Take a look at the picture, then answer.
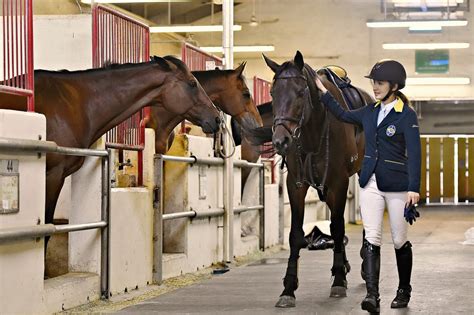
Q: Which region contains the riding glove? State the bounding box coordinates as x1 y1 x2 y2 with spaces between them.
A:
404 202 420 225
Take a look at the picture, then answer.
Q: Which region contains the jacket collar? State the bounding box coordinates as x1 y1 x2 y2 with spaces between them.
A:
374 97 404 112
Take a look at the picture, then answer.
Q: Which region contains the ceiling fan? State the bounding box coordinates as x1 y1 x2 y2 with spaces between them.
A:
236 0 279 27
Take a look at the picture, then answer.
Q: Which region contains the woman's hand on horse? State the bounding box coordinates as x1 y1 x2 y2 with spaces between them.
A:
407 191 420 206
315 76 328 94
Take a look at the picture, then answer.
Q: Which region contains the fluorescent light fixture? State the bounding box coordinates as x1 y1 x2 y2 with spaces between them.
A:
150 25 242 33
392 0 464 6
366 19 468 28
201 45 275 53
383 42 470 50
409 25 442 31
82 0 190 3
406 77 470 85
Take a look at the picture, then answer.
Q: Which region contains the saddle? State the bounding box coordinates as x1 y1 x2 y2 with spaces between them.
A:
318 65 367 110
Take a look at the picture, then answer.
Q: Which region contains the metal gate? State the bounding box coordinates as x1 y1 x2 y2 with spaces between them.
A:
180 42 223 133
181 42 223 71
92 4 150 185
0 0 34 112
420 135 474 204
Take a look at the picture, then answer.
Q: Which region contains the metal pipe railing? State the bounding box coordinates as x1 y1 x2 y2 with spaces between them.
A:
160 154 264 169
153 152 266 284
0 136 111 299
0 137 108 157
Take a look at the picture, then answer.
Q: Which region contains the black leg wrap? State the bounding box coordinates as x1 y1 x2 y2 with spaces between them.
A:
282 259 299 297
391 241 413 308
331 251 348 288
361 239 381 313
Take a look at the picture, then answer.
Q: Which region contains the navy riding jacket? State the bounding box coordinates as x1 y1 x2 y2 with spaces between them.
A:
321 92 421 193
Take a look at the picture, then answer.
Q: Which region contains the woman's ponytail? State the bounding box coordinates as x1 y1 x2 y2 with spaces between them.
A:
395 90 411 107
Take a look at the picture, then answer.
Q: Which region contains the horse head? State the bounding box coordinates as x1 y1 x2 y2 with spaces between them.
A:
263 51 316 156
152 55 221 133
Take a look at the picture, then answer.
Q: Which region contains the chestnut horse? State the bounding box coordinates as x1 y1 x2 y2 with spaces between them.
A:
0 56 220 247
251 51 372 307
147 62 262 157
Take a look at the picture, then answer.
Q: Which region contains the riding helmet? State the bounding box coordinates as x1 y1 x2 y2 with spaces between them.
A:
365 59 407 89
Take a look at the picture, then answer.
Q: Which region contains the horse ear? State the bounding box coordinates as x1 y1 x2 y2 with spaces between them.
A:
234 61 246 78
152 56 171 71
262 54 280 73
294 51 304 71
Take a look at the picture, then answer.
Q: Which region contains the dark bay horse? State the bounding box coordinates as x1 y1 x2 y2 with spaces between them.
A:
147 62 263 156
255 51 372 307
0 56 220 244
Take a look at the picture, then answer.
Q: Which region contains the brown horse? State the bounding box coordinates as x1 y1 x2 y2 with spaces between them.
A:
252 51 372 307
148 63 264 194
0 56 220 242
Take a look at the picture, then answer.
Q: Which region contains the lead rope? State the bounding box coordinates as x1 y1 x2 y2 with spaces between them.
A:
218 112 236 159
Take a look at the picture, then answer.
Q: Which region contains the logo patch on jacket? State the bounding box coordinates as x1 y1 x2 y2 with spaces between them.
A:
386 125 396 137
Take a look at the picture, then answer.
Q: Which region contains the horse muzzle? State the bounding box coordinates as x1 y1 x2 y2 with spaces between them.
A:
201 116 220 134
273 135 290 156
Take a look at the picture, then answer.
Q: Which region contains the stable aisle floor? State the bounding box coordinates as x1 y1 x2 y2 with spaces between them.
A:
119 206 474 314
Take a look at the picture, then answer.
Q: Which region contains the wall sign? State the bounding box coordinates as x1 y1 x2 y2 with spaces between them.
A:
415 50 449 74
1 160 20 214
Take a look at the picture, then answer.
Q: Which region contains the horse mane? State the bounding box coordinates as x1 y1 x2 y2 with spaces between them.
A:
192 68 239 80
163 55 190 74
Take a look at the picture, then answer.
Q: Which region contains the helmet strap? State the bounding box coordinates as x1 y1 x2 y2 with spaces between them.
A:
381 82 397 103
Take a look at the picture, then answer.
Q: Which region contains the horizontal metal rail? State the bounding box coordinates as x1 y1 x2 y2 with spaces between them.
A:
0 85 34 97
0 221 107 243
234 205 264 214
158 154 263 168
161 205 263 221
0 137 108 157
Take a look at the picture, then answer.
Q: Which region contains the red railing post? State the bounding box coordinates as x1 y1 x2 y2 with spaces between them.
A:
1 0 34 111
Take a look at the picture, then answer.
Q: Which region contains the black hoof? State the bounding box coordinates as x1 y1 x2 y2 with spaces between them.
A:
330 286 347 298
275 295 296 308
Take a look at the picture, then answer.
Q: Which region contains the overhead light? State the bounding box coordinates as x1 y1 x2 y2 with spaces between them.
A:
201 45 275 53
409 25 442 32
383 42 470 49
392 0 464 7
366 19 468 28
150 25 242 33
406 77 470 85
82 0 191 3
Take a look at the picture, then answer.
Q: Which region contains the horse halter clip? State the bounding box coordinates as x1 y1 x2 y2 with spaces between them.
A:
271 74 313 140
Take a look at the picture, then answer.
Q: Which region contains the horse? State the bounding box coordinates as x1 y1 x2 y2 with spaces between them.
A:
251 51 373 307
0 56 221 250
147 62 263 157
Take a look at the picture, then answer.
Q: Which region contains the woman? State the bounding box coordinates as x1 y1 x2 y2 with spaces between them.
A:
315 60 421 313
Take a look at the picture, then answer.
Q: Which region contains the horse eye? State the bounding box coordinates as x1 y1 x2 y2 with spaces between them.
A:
189 80 197 88
298 88 306 97
243 91 251 98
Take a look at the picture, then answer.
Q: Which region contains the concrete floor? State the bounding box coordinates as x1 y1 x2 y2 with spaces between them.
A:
118 206 474 314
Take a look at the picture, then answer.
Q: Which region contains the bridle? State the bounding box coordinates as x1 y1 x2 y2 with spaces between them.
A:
272 73 312 141
271 68 330 192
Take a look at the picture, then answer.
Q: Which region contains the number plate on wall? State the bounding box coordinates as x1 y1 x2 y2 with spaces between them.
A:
0 160 20 214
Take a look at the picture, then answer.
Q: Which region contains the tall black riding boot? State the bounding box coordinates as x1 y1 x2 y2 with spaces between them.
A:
361 239 380 314
391 241 413 308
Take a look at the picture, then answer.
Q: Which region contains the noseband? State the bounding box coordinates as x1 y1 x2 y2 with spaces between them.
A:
272 74 312 140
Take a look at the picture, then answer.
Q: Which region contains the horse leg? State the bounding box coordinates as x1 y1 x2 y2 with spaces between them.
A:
326 180 351 298
44 167 66 251
275 179 309 308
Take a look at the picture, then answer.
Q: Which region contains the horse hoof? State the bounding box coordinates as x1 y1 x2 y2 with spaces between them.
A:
330 286 347 298
275 295 296 308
